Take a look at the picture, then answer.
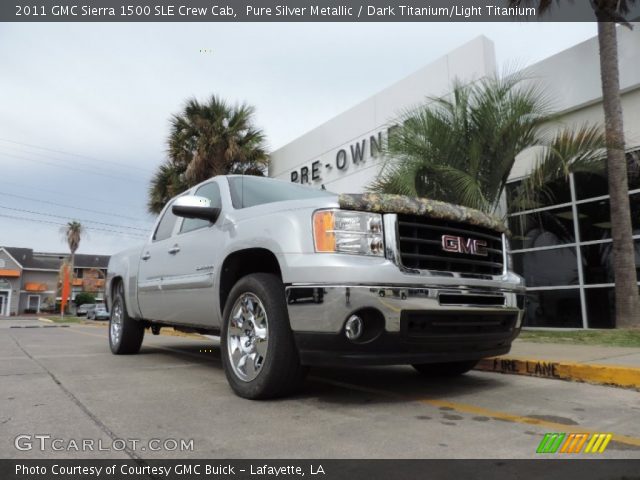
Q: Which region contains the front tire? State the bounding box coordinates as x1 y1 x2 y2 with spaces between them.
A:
221 273 307 399
109 282 144 354
412 360 479 377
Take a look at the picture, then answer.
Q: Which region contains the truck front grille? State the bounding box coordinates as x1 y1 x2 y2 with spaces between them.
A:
396 214 504 276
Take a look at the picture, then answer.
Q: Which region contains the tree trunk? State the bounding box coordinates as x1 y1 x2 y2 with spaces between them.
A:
68 252 75 315
596 21 640 328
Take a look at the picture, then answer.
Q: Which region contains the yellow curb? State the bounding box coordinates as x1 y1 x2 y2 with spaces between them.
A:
37 317 54 323
476 356 640 390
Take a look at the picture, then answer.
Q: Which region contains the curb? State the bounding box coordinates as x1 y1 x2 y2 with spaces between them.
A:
37 317 54 323
475 356 640 390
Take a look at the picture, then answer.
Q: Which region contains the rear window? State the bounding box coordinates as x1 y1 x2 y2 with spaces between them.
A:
227 176 334 209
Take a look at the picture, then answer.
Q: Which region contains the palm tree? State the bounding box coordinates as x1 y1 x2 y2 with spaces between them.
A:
62 221 83 269
147 162 188 215
509 1 639 326
60 221 83 313
370 73 605 213
148 95 269 214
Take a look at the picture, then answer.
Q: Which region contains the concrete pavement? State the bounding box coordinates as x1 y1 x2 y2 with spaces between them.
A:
2 317 640 459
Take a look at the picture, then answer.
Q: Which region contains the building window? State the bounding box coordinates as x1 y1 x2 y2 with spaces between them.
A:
524 289 582 328
573 172 609 200
513 248 579 287
509 207 576 250
581 241 640 285
584 287 616 329
506 176 571 214
577 194 640 241
507 148 640 328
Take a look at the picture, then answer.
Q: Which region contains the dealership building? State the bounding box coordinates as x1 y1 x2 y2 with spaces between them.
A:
270 29 640 328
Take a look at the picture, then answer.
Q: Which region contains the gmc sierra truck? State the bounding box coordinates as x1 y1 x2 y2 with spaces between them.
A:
106 175 525 399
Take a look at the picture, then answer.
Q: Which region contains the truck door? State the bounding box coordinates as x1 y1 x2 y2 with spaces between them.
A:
136 198 181 322
159 180 224 328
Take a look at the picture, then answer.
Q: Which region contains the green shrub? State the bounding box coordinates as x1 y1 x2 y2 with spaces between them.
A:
74 292 96 307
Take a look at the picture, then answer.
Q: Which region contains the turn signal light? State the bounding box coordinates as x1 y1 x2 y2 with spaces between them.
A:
313 210 336 252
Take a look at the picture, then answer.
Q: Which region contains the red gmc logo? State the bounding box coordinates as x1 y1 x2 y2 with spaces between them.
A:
441 235 488 256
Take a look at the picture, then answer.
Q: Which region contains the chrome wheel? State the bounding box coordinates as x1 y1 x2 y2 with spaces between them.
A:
227 292 269 382
110 299 123 347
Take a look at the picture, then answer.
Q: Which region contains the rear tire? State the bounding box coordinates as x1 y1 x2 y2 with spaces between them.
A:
221 273 307 399
109 282 144 354
412 360 478 377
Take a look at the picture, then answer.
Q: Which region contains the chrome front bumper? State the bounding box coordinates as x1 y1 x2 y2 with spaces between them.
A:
285 284 524 334
286 284 524 366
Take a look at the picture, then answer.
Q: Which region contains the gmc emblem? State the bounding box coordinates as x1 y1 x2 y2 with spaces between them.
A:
441 235 488 256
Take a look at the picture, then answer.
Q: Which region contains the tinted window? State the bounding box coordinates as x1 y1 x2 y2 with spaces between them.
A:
506 176 571 213
574 172 608 200
153 200 178 241
522 289 582 328
227 176 334 209
581 240 640 284
509 207 576 250
513 247 579 287
585 287 615 328
578 193 640 241
180 182 222 234
574 150 640 198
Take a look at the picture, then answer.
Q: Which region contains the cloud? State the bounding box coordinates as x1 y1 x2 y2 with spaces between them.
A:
0 22 597 254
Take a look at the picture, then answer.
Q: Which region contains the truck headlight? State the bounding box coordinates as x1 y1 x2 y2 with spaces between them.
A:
313 210 384 256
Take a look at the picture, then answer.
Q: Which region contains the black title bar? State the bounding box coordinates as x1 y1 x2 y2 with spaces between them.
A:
3 459 640 480
4 0 640 22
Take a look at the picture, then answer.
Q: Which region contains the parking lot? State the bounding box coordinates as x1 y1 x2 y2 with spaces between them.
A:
2 317 640 459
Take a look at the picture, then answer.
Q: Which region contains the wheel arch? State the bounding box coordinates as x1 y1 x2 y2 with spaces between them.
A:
107 276 123 310
219 248 283 318
107 276 137 318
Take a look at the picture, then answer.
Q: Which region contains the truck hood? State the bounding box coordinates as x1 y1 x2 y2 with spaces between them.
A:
338 193 508 235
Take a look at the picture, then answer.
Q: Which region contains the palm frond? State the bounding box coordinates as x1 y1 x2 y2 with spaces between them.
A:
149 95 269 212
511 124 606 211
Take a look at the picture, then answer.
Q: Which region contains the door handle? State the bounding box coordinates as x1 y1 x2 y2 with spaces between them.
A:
141 252 151 261
168 246 181 255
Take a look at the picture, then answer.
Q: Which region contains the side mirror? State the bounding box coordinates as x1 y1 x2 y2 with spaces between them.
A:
172 195 220 223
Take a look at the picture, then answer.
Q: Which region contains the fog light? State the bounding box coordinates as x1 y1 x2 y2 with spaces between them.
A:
345 315 363 341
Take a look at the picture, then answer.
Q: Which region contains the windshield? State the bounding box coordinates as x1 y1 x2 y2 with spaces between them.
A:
227 176 334 209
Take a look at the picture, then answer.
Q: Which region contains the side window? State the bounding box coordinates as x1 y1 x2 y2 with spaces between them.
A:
180 182 222 234
153 200 178 242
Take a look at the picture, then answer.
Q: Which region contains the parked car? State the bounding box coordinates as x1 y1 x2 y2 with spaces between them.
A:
76 303 95 316
106 175 525 399
87 304 109 320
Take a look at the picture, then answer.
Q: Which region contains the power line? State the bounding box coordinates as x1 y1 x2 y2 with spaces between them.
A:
0 205 150 232
0 213 147 239
0 179 144 210
0 151 147 184
0 145 150 183
0 138 155 175
0 191 153 224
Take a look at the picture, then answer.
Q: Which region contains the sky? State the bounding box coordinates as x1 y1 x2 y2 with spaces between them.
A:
0 21 598 255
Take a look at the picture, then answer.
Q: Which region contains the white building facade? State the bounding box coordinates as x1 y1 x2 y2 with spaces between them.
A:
270 28 640 328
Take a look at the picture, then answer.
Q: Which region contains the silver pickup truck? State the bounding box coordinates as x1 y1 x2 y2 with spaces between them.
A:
106 175 525 399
